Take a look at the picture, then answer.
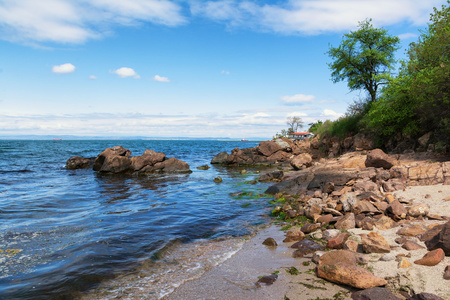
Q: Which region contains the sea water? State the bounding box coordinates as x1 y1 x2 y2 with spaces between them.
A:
0 140 274 299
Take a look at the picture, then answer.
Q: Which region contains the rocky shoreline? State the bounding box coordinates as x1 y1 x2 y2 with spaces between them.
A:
182 139 450 299
68 140 450 299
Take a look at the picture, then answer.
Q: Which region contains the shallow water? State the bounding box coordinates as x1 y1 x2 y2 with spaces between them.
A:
0 140 274 299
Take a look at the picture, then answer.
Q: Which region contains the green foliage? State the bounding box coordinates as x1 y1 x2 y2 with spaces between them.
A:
362 2 450 148
308 120 323 133
316 114 363 140
328 19 400 102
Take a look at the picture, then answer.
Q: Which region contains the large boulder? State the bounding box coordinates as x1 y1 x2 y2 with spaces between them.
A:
290 153 312 170
256 141 282 157
153 157 191 173
130 149 165 171
317 250 387 289
365 149 394 169
93 146 131 173
211 151 229 164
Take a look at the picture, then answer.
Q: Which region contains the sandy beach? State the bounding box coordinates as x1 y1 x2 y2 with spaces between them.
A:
164 184 450 300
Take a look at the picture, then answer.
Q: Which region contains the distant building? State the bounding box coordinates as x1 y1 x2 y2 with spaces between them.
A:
288 132 314 141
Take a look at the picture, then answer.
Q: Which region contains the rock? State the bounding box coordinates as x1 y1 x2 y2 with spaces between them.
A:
380 253 396 261
341 192 358 212
154 157 191 173
196 164 210 170
310 230 323 240
407 293 445 300
418 132 433 147
361 232 391 253
317 214 334 225
327 233 351 249
291 239 324 257
444 265 450 280
283 229 305 242
93 146 132 173
274 138 291 150
335 213 356 230
213 176 223 183
322 229 341 241
354 179 379 193
290 153 313 170
374 216 396 230
386 200 408 220
353 200 380 215
408 163 444 185
318 250 358 266
259 170 284 182
256 274 278 286
398 257 412 268
130 149 166 171
397 223 427 237
256 141 282 157
317 262 387 289
262 237 277 247
385 194 396 203
344 240 359 252
351 287 401 300
365 149 394 169
66 156 95 169
353 133 375 151
322 207 343 216
322 181 335 194
402 240 425 250
424 221 450 255
211 151 229 164
408 204 430 218
301 223 321 234
420 223 445 243
414 248 445 266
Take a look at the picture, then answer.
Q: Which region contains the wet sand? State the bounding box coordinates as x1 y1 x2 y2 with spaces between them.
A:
164 225 353 300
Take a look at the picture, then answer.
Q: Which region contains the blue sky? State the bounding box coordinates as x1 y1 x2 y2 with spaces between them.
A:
0 0 446 138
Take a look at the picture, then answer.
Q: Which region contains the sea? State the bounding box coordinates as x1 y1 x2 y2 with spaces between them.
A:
0 140 276 299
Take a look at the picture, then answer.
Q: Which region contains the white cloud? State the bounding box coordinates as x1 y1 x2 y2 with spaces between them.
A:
52 63 76 74
0 112 283 138
398 32 418 40
321 109 343 119
193 0 445 35
0 0 185 45
89 75 97 80
286 111 308 118
153 75 170 82
281 94 315 104
112 67 140 79
221 70 230 75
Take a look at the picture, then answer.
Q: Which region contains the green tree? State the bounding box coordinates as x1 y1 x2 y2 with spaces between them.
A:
327 19 400 103
365 2 450 148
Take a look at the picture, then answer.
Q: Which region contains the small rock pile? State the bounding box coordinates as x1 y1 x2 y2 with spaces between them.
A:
211 138 316 166
67 146 191 174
